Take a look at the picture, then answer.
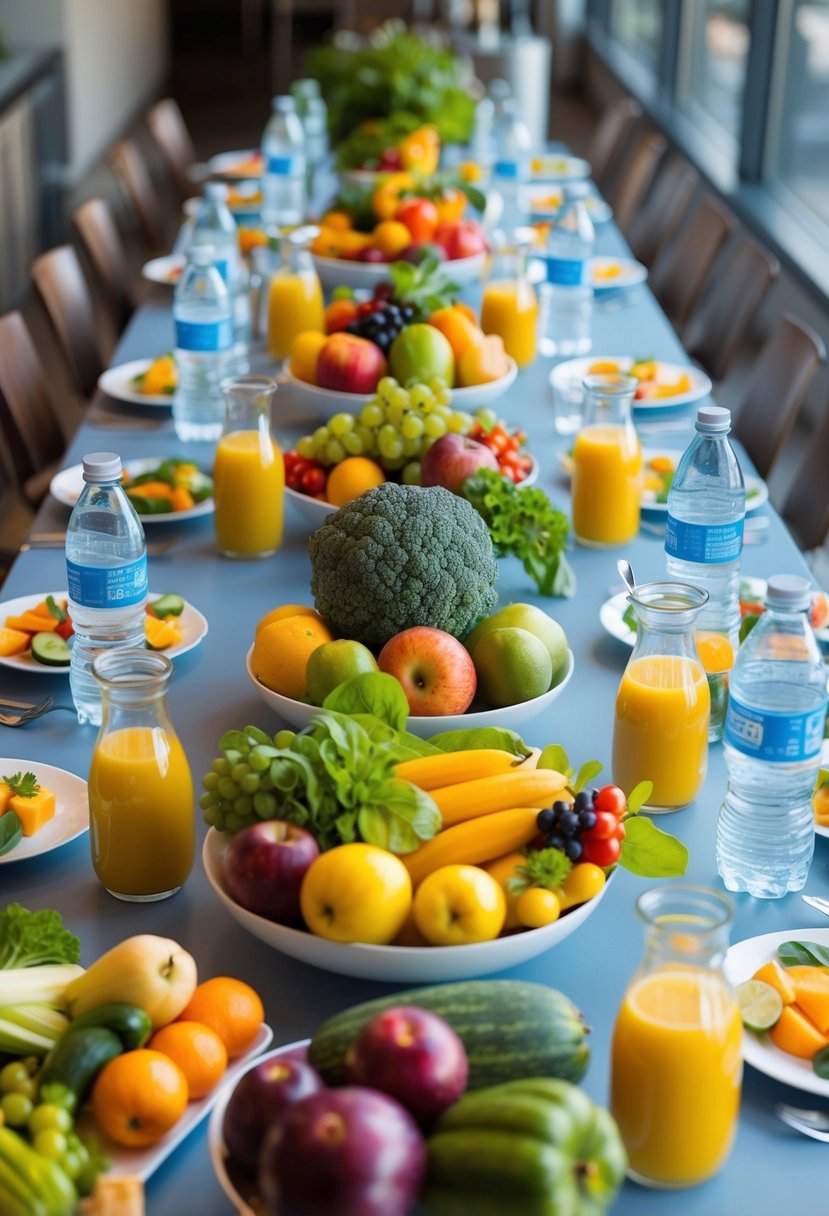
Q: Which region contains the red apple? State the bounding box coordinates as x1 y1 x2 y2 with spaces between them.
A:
378 626 477 716
433 219 487 260
223 1055 324 1169
316 334 387 395
420 433 500 495
223 820 319 925
345 1006 468 1128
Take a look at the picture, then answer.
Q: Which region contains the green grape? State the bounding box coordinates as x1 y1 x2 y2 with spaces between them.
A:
296 435 316 459
259 774 274 792
248 748 272 773
224 812 244 834
385 403 405 428
203 808 220 827
424 414 448 438
355 424 376 452
475 406 498 430
408 383 433 408
217 776 239 801
33 1129 67 1161
62 1150 83 1181
402 460 422 485
253 791 277 819
449 410 474 433
360 401 385 428
329 412 355 437
377 376 398 400
312 425 330 449
389 386 410 410
429 376 449 394
0 1061 30 1095
223 748 243 766
401 413 424 439
342 430 364 455
213 810 227 832
1 1093 33 1126
421 434 437 452
202 771 219 792
274 730 296 748
211 757 231 777
230 761 249 784
233 794 253 817
382 454 407 471
434 388 452 407
325 438 346 464
378 428 404 460
402 435 422 458
240 772 261 794
199 791 218 811
29 1104 72 1136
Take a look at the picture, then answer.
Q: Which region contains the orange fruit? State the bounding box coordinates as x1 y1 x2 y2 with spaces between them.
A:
91 1050 188 1147
149 1020 228 1099
250 615 333 699
695 633 735 674
310 227 343 258
336 231 373 259
428 308 484 361
290 331 327 385
325 457 386 507
178 977 264 1059
255 604 325 637
320 210 352 232
453 301 478 326
372 220 412 258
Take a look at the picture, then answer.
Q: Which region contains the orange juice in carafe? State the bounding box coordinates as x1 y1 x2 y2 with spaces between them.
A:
572 373 641 547
266 228 324 360
214 376 283 558
480 231 538 367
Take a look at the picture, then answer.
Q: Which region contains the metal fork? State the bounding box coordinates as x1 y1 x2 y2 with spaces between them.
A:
776 1102 829 1140
0 695 57 727
802 895 829 916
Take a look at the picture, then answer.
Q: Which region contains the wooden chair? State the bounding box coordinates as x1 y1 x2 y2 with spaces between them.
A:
649 194 736 330
0 311 69 506
731 313 825 480
684 234 780 382
628 157 699 268
0 428 35 586
31 244 105 400
72 197 137 337
781 399 829 552
108 137 169 252
607 131 667 236
146 98 201 201
588 96 642 193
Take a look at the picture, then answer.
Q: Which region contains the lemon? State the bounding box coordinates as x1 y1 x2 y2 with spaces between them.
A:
473 627 553 708
255 604 324 638
736 979 783 1033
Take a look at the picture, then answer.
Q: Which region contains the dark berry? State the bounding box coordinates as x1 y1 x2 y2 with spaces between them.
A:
400 305 416 322
578 809 598 832
545 833 567 852
573 791 594 811
559 810 580 836
563 837 583 862
536 808 557 832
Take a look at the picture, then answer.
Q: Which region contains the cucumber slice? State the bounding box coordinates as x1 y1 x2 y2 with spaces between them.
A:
31 631 71 667
150 594 185 618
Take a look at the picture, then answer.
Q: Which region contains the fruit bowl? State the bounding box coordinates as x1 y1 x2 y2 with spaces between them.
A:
281 359 518 418
203 809 605 984
312 250 486 292
245 645 574 740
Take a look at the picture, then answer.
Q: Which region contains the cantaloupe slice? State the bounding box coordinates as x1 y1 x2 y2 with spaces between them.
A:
768 1003 829 1059
0 627 32 656
10 787 56 836
0 782 12 814
5 611 59 633
790 972 829 1034
783 964 829 980
144 614 181 650
752 960 797 1005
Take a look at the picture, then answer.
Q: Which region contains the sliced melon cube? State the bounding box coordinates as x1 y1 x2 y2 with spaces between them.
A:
790 972 829 1034
5 611 59 633
0 626 32 656
752 960 797 1005
10 787 56 836
768 1003 829 1059
0 782 12 814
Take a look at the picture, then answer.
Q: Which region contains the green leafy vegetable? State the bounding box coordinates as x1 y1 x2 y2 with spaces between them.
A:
463 468 576 598
622 603 637 635
508 847 572 895
813 1045 829 1080
0 903 81 968
537 745 602 793
739 613 761 643
619 815 689 877
46 595 67 623
388 256 460 319
1 771 39 799
0 811 22 857
428 728 532 757
324 672 409 732
777 940 829 969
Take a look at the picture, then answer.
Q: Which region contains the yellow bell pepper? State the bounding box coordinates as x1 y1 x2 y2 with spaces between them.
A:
399 125 440 176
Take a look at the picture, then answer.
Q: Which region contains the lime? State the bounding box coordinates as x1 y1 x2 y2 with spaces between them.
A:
465 603 569 684
306 639 378 706
473 627 553 709
736 979 783 1032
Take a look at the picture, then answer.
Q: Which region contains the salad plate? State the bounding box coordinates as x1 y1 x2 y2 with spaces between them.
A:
141 255 186 287
586 256 648 292
530 154 591 182
311 250 486 292
723 929 829 1097
550 356 712 414
50 458 214 524
0 760 88 864
97 360 174 409
527 189 612 225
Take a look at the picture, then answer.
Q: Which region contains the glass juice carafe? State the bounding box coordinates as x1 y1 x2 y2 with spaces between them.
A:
88 649 194 901
480 230 539 368
610 885 742 1189
214 375 284 559
571 373 641 547
612 581 711 811
265 226 324 361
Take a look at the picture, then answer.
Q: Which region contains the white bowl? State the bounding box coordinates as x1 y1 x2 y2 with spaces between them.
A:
245 646 574 740
311 250 486 292
203 811 605 984
281 359 518 419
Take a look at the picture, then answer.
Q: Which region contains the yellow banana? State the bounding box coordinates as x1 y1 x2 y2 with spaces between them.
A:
402 808 540 889
431 768 568 828
395 749 526 791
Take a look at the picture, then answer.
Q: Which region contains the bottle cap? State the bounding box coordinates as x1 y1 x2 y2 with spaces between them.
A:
204 182 228 202
292 78 320 99
695 404 731 433
81 453 121 483
188 244 215 266
488 78 512 102
766 574 812 611
272 95 296 114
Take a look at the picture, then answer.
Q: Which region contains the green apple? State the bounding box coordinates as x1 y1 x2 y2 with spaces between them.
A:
473 627 553 708
306 639 378 706
465 603 569 686
389 324 455 387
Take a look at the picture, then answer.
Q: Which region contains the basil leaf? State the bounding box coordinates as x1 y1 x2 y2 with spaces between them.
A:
572 759 603 793
619 815 688 877
0 812 22 857
538 744 570 775
348 715 440 760
777 940 829 968
813 1045 829 1080
428 727 532 757
359 779 441 854
626 781 653 815
323 673 409 731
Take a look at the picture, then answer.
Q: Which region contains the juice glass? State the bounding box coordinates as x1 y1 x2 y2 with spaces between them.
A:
610 885 742 1188
266 227 324 360
480 231 538 367
89 649 194 901
572 373 641 547
613 581 710 810
215 375 284 559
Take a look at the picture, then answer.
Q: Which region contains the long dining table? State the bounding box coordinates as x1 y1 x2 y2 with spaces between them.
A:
2 188 827 1215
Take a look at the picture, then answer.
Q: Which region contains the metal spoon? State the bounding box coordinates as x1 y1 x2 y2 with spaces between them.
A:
617 559 636 597
776 1102 829 1140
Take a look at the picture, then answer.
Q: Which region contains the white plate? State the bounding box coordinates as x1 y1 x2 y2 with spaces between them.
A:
311 250 486 292
281 358 518 419
599 591 636 648
75 1024 273 1184
97 360 175 409
50 458 214 524
0 592 208 674
245 646 574 741
723 929 829 1097
208 149 263 179
550 356 712 414
527 191 612 225
530 154 591 182
203 814 606 984
586 256 648 292
141 255 186 287
208 1038 308 1216
0 759 88 864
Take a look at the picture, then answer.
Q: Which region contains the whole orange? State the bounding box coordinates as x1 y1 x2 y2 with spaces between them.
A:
255 604 325 637
91 1050 188 1147
290 331 328 385
372 220 412 258
250 614 333 699
149 1020 228 1099
178 977 264 1059
325 457 386 507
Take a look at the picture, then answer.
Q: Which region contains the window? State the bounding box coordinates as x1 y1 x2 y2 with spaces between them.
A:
610 0 661 71
677 1 750 145
767 0 829 227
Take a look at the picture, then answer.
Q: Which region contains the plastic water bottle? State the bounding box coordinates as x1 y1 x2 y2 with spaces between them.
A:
65 453 148 726
261 95 306 229
189 182 250 372
470 96 495 172
716 575 829 898
292 79 329 169
541 190 595 286
173 245 234 442
538 191 595 358
492 98 532 202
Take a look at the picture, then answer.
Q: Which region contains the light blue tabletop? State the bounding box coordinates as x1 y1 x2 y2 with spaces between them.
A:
1 210 827 1216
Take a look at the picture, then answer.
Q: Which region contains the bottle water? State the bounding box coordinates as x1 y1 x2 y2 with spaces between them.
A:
66 453 148 726
538 191 595 359
470 96 495 172
173 245 234 442
189 182 250 372
292 79 328 169
541 190 595 286
492 98 532 203
261 95 306 229
717 575 829 898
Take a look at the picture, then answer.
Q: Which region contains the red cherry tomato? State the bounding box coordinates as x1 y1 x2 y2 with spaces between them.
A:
593 785 628 818
582 836 621 867
586 810 619 841
301 466 326 496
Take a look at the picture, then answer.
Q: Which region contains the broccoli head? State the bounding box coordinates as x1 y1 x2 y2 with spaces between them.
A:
308 482 499 648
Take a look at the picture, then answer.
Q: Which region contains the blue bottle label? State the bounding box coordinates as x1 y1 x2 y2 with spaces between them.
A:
542 255 584 286
724 694 828 762
267 154 297 176
175 317 232 353
66 555 148 610
213 257 230 282
494 159 520 179
664 516 744 563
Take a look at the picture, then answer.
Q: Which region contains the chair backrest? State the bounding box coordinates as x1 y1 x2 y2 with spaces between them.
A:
31 244 105 400
588 96 642 191
146 98 197 201
732 312 825 480
108 137 168 251
72 197 136 337
649 193 736 330
684 234 780 381
0 311 67 487
781 397 829 552
608 131 667 235
0 428 35 584
628 157 699 267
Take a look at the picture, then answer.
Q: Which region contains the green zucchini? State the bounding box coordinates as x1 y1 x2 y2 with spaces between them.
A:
30 633 71 667
64 1002 152 1051
308 981 589 1090
37 1026 122 1113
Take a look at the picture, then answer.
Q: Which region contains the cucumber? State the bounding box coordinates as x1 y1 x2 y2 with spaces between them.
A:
30 633 71 667
38 1027 122 1113
64 1002 152 1051
308 981 589 1090
149 594 185 618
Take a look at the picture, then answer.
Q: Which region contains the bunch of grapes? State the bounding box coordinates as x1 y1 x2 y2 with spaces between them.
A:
345 300 417 355
535 785 628 867
200 726 297 835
